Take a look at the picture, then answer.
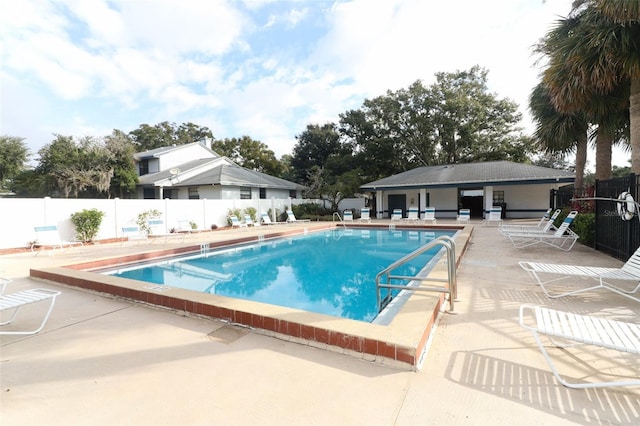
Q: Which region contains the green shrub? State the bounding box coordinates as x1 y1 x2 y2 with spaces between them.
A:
291 203 332 220
554 208 594 248
70 208 105 242
572 212 595 247
244 207 257 222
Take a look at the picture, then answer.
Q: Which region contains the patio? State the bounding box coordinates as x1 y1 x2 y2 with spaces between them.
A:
1 221 638 425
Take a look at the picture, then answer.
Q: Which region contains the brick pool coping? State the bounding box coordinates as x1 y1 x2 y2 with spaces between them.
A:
30 223 472 369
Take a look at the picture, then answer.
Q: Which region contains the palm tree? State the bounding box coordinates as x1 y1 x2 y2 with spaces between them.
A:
529 83 589 188
542 1 639 174
536 4 632 179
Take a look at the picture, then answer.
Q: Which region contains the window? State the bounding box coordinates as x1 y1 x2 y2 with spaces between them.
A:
259 188 266 199
289 190 297 199
188 187 199 200
240 187 252 199
139 159 149 176
493 191 505 204
143 187 155 199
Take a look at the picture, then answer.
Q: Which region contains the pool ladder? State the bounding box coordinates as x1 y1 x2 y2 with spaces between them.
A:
332 212 346 228
375 235 457 312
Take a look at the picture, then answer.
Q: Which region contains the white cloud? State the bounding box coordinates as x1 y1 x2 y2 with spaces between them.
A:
0 0 631 167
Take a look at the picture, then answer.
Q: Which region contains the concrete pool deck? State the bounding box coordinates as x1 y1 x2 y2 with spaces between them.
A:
1 220 639 425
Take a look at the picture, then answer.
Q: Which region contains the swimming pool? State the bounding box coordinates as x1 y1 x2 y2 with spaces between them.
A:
104 228 455 322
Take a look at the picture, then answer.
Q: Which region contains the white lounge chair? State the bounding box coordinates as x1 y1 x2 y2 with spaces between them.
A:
456 209 471 224
391 209 402 221
519 246 640 302
359 208 371 223
482 206 502 226
31 225 83 255
501 209 560 234
405 207 421 224
0 277 11 295
121 225 148 245
423 207 437 224
177 219 206 235
261 212 286 225
1 287 62 335
244 215 257 227
504 211 579 251
147 219 185 243
343 210 354 222
229 216 247 229
519 304 640 388
286 210 310 223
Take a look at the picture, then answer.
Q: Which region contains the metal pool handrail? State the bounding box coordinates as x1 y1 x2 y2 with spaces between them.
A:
332 212 346 228
376 235 457 312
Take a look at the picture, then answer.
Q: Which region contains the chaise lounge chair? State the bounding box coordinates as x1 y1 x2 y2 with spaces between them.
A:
482 206 503 226
456 209 471 224
286 210 310 223
1 279 61 335
405 207 421 224
359 208 371 223
31 225 83 255
519 304 640 388
519 245 640 302
504 211 579 251
147 219 185 243
121 225 148 245
244 215 257 227
423 207 437 224
501 209 560 234
229 216 247 229
261 212 286 225
343 210 354 222
391 209 402 221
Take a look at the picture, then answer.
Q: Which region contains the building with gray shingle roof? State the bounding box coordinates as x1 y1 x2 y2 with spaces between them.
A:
134 141 305 200
360 161 574 220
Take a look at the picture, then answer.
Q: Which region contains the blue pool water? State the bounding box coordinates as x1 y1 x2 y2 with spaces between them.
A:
106 228 455 322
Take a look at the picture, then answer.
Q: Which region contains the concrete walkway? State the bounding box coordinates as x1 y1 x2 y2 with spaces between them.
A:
1 222 638 425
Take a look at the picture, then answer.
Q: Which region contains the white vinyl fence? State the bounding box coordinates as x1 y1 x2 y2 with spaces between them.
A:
0 197 365 250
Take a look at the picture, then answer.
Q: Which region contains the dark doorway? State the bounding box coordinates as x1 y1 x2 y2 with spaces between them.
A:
388 194 406 218
459 188 483 218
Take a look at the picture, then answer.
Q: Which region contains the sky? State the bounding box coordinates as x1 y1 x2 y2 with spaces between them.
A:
0 0 630 169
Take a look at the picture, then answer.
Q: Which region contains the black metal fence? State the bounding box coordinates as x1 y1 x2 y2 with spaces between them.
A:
594 174 639 261
552 174 639 262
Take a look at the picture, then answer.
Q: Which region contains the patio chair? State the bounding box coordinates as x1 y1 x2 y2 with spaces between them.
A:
177 220 206 235
121 225 148 245
519 304 640 388
31 225 83 255
147 219 186 243
519 245 640 302
423 207 437 224
244 215 257 227
504 211 579 251
286 210 310 223
404 207 421 224
501 209 560 234
0 277 10 295
343 210 354 222
482 206 502 226
456 209 471 224
391 209 402 221
261 212 286 225
359 208 371 223
229 216 247 229
1 286 62 335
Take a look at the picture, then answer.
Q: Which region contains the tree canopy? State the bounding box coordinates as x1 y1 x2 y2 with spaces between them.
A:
0 135 29 192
